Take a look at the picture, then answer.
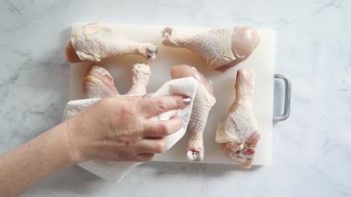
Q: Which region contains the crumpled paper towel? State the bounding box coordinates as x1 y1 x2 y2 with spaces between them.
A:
63 77 198 181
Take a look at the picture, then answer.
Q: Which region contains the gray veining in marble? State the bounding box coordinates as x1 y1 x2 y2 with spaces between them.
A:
0 0 350 196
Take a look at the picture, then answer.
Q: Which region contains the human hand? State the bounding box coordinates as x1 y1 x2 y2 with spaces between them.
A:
65 95 190 163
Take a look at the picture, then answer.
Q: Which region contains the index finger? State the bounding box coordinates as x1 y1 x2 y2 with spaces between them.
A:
141 95 191 117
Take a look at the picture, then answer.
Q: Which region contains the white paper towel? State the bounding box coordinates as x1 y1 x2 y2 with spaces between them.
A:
63 77 198 181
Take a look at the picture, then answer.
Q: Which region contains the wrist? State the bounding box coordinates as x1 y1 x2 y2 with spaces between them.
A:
62 118 87 164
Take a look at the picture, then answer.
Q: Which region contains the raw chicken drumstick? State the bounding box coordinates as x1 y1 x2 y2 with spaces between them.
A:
162 27 259 72
66 23 158 63
171 64 216 161
83 65 119 98
83 63 151 98
215 69 260 168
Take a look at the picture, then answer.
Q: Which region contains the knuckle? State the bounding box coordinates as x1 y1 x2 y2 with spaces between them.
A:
115 107 134 123
158 123 169 136
156 99 168 112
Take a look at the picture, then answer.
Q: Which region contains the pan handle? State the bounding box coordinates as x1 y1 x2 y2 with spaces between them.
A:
273 73 291 122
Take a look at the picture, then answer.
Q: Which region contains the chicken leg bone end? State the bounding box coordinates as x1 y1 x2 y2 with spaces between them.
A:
186 131 204 162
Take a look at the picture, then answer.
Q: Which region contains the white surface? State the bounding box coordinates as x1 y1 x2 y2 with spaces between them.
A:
0 0 350 197
69 24 275 165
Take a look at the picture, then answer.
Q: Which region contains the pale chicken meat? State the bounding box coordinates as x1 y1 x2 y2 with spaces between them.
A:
83 65 119 98
215 69 260 168
83 63 151 98
127 63 151 96
171 64 216 161
162 27 260 72
66 23 158 63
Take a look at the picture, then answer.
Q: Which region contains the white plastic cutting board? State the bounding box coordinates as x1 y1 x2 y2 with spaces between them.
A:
68 24 275 166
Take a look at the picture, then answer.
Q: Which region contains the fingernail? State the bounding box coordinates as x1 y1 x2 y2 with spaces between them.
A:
183 98 192 105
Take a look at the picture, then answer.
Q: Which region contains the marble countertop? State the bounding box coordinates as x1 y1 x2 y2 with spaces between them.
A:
0 0 350 196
